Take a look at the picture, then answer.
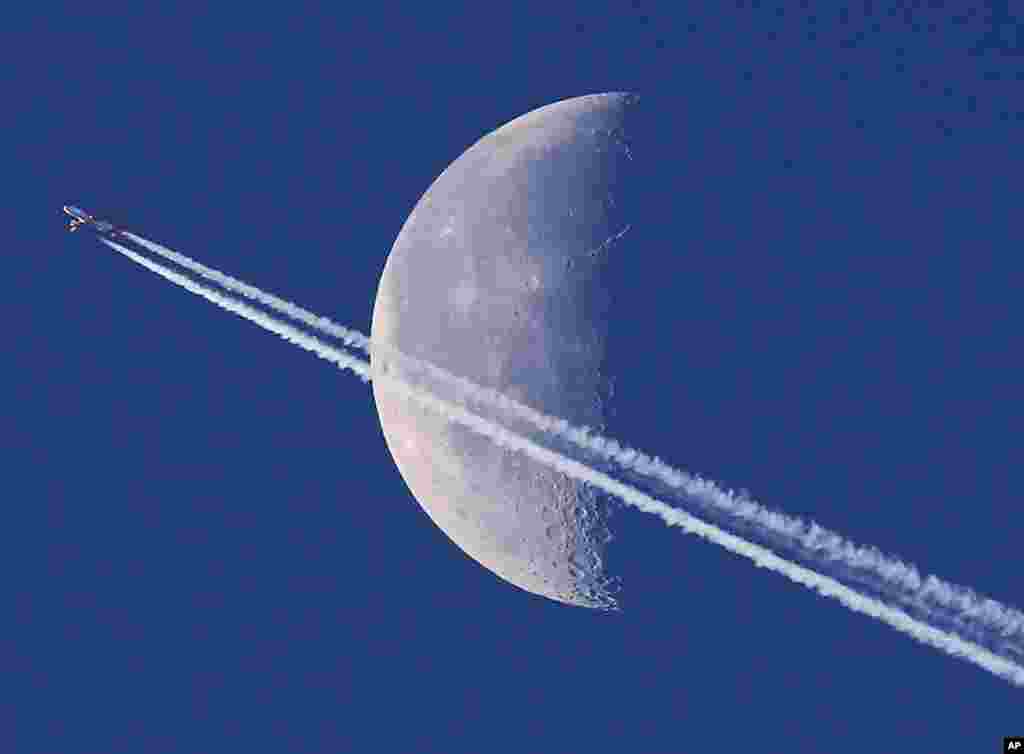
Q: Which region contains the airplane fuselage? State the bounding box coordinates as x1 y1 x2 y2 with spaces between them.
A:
64 205 92 222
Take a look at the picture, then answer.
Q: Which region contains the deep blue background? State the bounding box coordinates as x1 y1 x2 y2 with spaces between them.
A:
10 2 1023 751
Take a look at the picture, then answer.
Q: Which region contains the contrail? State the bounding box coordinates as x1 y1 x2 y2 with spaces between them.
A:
122 230 1024 652
100 236 1024 687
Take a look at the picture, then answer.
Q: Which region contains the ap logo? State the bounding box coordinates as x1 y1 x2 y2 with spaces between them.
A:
1006 737 1023 751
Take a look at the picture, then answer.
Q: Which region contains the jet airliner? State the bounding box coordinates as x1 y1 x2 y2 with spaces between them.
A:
63 205 121 236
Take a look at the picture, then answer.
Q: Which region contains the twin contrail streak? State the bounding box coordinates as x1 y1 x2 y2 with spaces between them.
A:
101 235 1024 686
122 230 1024 654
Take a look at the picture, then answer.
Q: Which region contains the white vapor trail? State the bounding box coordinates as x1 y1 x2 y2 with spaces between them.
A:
100 236 1024 687
122 230 1024 652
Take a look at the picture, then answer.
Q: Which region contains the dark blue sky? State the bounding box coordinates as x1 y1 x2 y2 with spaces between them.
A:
11 3 1023 751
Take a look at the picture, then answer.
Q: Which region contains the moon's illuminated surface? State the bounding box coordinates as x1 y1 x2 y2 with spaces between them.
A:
371 93 638 608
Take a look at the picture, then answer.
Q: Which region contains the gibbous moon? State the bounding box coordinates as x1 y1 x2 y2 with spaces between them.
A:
371 93 638 608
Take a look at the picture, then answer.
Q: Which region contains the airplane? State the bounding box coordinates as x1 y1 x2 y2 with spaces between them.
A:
63 205 121 236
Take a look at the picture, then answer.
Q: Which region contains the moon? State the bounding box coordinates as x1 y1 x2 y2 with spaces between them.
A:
371 93 639 608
